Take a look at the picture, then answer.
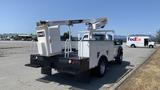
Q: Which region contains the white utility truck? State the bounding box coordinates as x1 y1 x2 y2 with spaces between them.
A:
126 35 155 48
27 18 123 78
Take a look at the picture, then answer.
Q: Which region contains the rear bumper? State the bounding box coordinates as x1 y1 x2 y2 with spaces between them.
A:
28 54 89 75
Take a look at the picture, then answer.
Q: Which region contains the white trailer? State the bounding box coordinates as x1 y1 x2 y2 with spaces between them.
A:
126 35 155 48
27 18 123 78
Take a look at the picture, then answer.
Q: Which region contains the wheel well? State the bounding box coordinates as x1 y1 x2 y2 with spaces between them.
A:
99 55 108 63
131 44 135 46
131 44 136 47
149 45 154 48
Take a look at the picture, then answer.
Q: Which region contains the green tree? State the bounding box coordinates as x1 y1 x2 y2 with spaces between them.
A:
156 29 160 44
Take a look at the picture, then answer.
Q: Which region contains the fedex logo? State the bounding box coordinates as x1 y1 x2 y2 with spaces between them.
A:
128 37 141 41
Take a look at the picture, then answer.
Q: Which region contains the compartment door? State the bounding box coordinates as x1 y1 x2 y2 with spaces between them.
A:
48 26 62 55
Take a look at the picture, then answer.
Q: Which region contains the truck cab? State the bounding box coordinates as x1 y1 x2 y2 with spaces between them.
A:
78 30 123 72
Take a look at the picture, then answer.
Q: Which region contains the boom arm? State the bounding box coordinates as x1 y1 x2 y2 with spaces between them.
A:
36 18 107 30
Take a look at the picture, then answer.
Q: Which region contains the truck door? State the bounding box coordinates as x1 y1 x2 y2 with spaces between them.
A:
144 39 149 46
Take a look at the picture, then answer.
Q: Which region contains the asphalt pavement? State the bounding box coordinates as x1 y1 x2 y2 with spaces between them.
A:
0 41 156 90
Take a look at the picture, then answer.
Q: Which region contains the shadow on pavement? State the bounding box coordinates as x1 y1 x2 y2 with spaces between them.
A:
36 61 131 90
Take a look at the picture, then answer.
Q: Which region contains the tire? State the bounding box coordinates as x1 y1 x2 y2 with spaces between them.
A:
131 44 136 48
95 58 107 77
41 66 52 76
115 54 123 64
115 48 123 64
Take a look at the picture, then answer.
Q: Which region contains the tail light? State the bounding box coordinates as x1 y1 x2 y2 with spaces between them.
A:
68 59 80 64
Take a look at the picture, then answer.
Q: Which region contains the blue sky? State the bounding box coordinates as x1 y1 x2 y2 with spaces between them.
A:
0 0 160 36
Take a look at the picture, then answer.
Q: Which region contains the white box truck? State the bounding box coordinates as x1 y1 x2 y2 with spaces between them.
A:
126 35 155 48
26 18 123 79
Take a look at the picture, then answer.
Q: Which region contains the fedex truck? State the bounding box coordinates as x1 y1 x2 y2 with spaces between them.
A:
126 35 155 48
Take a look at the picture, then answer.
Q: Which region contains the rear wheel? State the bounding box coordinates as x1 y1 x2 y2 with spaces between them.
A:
41 66 52 76
95 58 107 77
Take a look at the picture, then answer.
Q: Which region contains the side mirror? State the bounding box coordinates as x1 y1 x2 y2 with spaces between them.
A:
114 40 123 45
